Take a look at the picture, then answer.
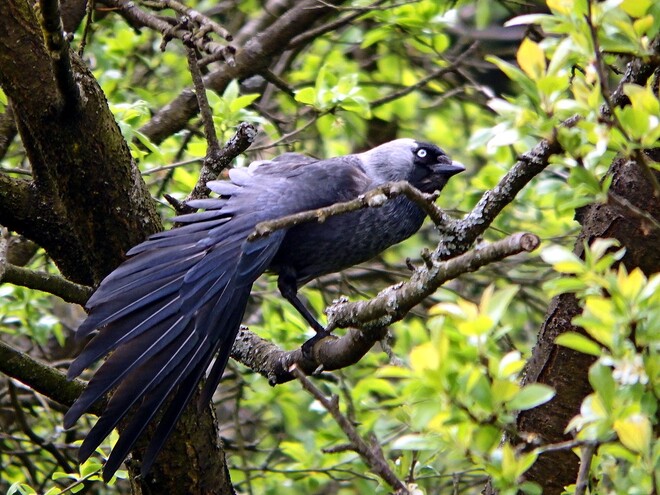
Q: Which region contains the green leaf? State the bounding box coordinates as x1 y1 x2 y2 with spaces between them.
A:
517 38 546 80
295 87 317 106
484 285 519 325
568 166 601 196
7 483 37 495
222 79 239 101
541 245 584 274
555 332 602 356
229 94 260 113
280 441 308 463
588 363 615 410
507 384 555 411
391 434 440 451
543 277 588 296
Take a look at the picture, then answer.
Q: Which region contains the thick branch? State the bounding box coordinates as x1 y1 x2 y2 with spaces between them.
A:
327 232 540 331
37 0 80 112
232 233 540 384
1 264 92 305
0 340 93 412
434 127 568 260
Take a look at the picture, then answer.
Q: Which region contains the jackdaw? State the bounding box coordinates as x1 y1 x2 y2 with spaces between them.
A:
64 138 464 481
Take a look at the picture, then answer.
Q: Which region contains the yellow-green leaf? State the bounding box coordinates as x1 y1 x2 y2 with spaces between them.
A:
555 332 602 357
410 342 440 371
517 38 546 80
621 0 651 17
613 414 652 454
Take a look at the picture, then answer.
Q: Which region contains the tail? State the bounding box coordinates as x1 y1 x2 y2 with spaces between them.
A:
64 200 284 482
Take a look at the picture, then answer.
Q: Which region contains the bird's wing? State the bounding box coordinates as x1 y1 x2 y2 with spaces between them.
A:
64 153 371 480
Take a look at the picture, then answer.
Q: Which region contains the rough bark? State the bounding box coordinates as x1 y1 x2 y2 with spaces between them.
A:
518 155 660 494
0 0 161 285
0 1 234 493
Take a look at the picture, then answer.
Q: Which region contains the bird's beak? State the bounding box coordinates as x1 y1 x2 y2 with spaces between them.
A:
433 160 466 176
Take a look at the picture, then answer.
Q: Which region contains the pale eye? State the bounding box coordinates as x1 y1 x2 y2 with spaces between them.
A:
416 149 427 158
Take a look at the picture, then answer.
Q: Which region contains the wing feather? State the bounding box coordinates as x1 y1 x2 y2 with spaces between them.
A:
67 151 376 481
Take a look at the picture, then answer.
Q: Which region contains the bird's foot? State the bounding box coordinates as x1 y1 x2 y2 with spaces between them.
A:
301 329 333 362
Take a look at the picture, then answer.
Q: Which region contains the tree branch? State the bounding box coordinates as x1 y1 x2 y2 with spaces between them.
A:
0 340 94 412
101 0 235 61
165 122 258 214
286 0 387 50
248 181 454 242
37 0 80 112
291 365 408 494
231 232 540 384
327 232 540 331
0 264 92 305
137 0 348 144
370 42 480 109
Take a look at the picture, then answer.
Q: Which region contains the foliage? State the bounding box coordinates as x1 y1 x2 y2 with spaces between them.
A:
0 0 658 493
543 240 659 495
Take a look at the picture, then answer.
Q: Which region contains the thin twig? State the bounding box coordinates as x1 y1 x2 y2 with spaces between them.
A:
103 0 234 59
371 43 479 109
184 122 258 205
8 381 75 473
144 157 203 176
574 442 596 495
260 69 296 97
185 43 220 151
291 365 408 493
287 0 387 49
585 2 660 199
77 0 96 56
248 181 454 241
143 0 233 40
249 108 331 152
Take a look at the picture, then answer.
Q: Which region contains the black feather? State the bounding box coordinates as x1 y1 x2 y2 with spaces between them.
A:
65 139 464 482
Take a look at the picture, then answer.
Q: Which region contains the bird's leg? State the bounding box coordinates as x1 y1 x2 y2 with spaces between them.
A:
277 270 332 360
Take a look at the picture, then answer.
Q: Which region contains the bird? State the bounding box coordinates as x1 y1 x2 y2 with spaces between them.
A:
63 138 465 481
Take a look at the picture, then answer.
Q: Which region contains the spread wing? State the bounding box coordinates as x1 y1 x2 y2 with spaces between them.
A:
64 153 371 481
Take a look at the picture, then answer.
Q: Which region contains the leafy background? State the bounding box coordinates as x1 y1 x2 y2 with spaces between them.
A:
0 0 658 494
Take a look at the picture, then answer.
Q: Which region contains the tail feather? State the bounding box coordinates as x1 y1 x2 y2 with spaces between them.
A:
101 337 209 482
137 298 240 477
78 327 203 464
65 314 190 425
68 296 187 380
76 274 183 338
67 186 293 481
87 252 204 307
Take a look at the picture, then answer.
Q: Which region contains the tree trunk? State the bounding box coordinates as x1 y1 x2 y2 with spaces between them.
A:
0 2 232 492
518 154 660 494
0 0 161 284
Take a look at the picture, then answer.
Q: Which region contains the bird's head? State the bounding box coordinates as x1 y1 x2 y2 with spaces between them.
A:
358 138 465 193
